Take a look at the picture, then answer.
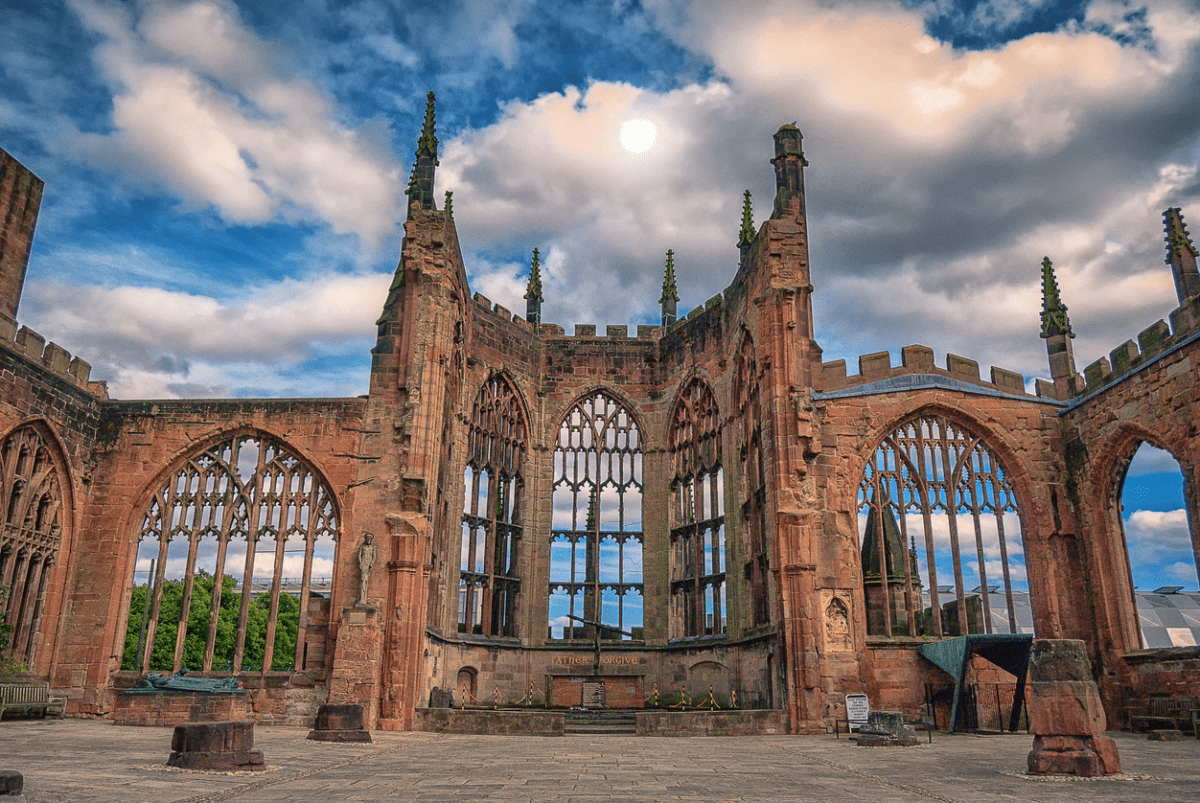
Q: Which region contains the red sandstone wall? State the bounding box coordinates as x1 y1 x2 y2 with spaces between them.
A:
0 147 43 324
56 398 366 715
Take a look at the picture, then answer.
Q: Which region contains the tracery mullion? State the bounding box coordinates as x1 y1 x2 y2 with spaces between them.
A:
171 527 203 672
961 446 994 633
898 430 943 637
936 431 969 635
141 491 174 672
293 526 316 670
233 449 264 671
15 557 50 660
203 469 236 671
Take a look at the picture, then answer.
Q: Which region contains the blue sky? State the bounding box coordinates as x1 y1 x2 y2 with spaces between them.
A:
1 1 1196 587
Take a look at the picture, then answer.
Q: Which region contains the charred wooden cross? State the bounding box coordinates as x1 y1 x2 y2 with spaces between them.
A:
564 614 633 675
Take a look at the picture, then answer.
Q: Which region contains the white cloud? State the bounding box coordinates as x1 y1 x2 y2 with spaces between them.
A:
63 0 403 251
24 271 388 399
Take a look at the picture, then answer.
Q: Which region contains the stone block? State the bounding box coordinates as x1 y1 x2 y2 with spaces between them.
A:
168 721 265 772
308 703 373 743
900 345 934 370
605 325 627 338
42 342 70 372
15 326 43 357
705 294 723 310
858 351 890 377
990 366 1025 393
946 353 979 380
0 770 22 797
1028 639 1091 682
67 356 91 383
574 324 596 336
1109 340 1140 374
1034 378 1058 399
1027 681 1106 735
636 325 660 338
1082 357 1110 387
822 360 846 382
1137 319 1172 356
1027 734 1120 777
1147 729 1187 741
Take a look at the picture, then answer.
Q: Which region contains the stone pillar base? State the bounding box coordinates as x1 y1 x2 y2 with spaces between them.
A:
307 703 373 743
1027 735 1121 777
167 721 266 772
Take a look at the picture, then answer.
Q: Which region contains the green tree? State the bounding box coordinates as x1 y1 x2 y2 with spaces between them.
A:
122 574 300 672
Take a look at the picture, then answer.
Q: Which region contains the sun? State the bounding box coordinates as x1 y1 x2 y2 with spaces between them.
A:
619 119 657 154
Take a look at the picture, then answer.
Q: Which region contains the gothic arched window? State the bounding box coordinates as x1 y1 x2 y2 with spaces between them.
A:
122 434 338 673
669 378 726 638
735 334 770 627
859 414 1028 638
0 424 66 664
459 375 526 637
548 392 644 640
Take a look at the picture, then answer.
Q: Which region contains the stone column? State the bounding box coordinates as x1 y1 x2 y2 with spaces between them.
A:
1026 639 1121 777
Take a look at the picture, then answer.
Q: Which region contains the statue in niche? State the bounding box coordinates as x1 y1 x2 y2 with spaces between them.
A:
357 532 376 607
825 596 851 652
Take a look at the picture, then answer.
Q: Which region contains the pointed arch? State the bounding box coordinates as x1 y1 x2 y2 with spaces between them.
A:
458 373 528 637
0 420 71 665
856 410 1031 638
547 389 644 641
668 377 726 638
121 430 340 674
734 331 770 627
1094 424 1198 651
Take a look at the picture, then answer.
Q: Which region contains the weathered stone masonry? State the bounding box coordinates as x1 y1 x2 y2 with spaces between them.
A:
1 99 1197 733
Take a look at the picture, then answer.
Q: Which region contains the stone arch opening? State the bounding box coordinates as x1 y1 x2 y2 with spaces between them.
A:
547 389 644 641
857 412 1031 638
120 431 339 673
458 373 527 637
668 376 726 639
0 422 70 667
1112 440 1199 648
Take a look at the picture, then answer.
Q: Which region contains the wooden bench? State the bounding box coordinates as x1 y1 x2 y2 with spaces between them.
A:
0 680 65 720
1127 696 1198 735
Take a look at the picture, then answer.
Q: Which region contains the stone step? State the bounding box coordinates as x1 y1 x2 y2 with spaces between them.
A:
564 710 638 734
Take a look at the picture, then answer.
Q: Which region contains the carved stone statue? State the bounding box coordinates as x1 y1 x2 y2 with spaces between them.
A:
357 532 376 606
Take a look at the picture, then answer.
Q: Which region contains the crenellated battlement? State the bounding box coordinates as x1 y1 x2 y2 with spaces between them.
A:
819 343 1033 399
0 318 106 397
1069 293 1200 400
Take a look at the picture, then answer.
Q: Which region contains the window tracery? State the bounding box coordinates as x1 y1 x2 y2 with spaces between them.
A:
548 392 643 640
459 375 525 636
859 414 1027 638
0 425 65 663
121 434 338 672
735 335 770 627
669 378 726 638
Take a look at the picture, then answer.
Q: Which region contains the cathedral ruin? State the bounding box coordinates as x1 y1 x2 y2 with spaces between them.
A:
1 94 1197 734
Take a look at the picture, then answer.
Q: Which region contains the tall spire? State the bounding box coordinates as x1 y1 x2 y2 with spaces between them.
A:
524 247 544 325
659 249 679 326
738 189 755 259
1164 207 1200 302
1040 257 1079 397
1039 257 1073 339
405 91 439 217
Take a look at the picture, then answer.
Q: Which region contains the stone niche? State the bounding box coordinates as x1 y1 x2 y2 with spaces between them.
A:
1026 639 1121 777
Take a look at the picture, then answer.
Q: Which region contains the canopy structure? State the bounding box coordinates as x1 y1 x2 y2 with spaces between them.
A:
918 634 1033 732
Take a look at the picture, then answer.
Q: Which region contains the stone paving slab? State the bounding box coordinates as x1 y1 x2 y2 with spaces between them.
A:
1 719 1197 802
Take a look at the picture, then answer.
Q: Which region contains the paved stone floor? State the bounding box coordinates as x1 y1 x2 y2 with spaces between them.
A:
1 719 1197 802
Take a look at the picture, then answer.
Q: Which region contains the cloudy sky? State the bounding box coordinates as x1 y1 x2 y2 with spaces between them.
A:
2 1 1196 588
